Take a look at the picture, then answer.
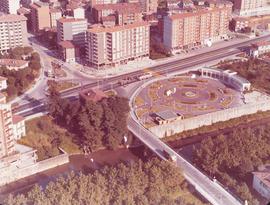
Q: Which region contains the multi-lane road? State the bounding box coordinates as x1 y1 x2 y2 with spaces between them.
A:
11 35 270 205
14 33 270 116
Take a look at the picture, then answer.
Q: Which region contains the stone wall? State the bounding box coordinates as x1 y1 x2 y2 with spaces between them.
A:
149 101 270 138
0 154 69 186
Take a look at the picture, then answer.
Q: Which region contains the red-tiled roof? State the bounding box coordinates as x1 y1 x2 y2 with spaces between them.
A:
252 41 270 47
0 59 28 68
0 76 7 81
59 41 75 49
12 115 25 124
93 3 141 13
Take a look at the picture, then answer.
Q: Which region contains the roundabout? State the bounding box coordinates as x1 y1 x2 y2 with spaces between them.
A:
133 74 244 128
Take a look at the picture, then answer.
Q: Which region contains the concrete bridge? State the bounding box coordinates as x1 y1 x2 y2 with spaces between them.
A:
128 112 243 205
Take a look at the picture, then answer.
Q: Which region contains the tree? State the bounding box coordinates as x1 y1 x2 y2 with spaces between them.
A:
5 159 187 205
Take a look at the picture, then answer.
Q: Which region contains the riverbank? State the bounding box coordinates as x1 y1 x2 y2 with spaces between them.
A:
0 147 142 201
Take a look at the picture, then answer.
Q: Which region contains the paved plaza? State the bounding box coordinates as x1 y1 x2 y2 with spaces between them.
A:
133 74 244 127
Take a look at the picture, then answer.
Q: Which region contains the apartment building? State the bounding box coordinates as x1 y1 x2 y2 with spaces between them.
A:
30 1 51 33
139 0 158 14
163 3 232 54
86 22 150 69
57 18 88 47
233 0 270 16
0 77 7 91
92 3 142 25
50 8 62 28
0 96 15 158
0 15 28 53
0 0 20 14
90 0 121 6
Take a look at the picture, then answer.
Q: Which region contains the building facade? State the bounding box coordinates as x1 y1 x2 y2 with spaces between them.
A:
86 22 150 68
0 77 7 91
92 3 142 25
12 115 26 140
57 18 88 47
249 41 270 57
0 15 28 53
58 40 79 63
233 0 270 16
163 4 232 54
253 166 270 200
49 8 62 28
0 102 14 158
139 0 158 14
0 0 20 14
30 1 51 33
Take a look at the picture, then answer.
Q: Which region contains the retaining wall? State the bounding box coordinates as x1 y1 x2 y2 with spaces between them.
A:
0 154 69 186
149 101 270 138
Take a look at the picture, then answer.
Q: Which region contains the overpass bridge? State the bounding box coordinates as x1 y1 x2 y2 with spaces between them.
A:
128 110 243 205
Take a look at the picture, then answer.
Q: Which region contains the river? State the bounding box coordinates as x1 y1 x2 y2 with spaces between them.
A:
0 146 148 201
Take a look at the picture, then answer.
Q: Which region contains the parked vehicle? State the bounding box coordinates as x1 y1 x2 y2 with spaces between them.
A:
163 150 177 162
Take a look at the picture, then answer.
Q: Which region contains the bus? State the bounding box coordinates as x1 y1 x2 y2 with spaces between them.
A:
137 72 153 81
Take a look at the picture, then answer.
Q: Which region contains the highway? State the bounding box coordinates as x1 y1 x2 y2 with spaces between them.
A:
13 34 270 116
11 35 270 205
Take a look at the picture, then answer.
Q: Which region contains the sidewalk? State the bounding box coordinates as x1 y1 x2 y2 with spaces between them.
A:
68 35 256 79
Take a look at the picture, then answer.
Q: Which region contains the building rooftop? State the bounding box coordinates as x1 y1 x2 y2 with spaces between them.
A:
50 8 62 13
156 110 180 120
88 21 149 33
0 14 27 23
12 115 25 124
17 7 31 15
31 1 49 8
253 166 270 189
167 6 228 20
252 41 270 48
0 76 7 81
0 59 28 68
57 17 87 23
59 41 75 49
93 3 141 13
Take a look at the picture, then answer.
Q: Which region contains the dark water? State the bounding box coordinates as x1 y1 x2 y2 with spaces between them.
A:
0 146 147 200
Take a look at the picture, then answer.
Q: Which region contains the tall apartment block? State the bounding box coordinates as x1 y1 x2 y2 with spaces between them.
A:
0 96 15 158
163 3 232 54
86 22 150 69
0 14 28 53
0 93 36 179
0 0 20 14
57 18 88 47
233 0 270 16
30 1 51 33
49 8 62 28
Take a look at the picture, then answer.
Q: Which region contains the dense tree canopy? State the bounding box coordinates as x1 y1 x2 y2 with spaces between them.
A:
0 47 41 98
4 159 204 205
193 125 270 204
219 58 270 93
48 86 130 150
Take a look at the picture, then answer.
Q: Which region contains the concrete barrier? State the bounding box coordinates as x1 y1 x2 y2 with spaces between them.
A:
0 154 69 186
149 101 270 138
